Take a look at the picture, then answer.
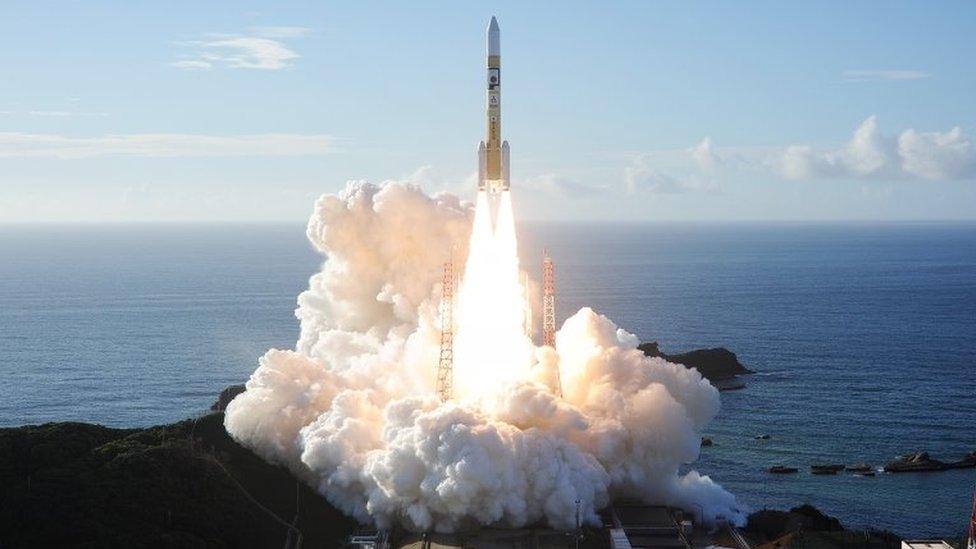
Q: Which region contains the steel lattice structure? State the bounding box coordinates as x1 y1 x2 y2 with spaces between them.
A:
542 253 556 347
436 258 455 402
542 252 561 396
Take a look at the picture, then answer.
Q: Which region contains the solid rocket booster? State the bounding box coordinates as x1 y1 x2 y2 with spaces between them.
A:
478 16 510 193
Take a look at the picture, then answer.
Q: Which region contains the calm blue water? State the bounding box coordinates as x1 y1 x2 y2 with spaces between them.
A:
2 222 974 537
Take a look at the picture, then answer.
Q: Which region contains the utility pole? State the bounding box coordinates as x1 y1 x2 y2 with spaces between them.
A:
575 498 581 549
968 480 975 549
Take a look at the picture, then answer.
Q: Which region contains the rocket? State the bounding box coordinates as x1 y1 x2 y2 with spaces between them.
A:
478 16 510 194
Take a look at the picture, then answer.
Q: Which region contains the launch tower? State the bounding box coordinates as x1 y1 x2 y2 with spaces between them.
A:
436 258 455 401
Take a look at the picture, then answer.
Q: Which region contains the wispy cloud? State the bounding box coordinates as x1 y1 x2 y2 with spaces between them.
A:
0 132 333 159
249 26 311 38
624 157 713 194
172 28 307 71
843 69 931 82
623 139 724 194
522 174 607 196
171 60 213 71
28 110 108 117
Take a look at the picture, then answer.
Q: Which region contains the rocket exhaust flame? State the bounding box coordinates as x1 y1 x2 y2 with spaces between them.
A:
223 16 744 534
453 190 533 403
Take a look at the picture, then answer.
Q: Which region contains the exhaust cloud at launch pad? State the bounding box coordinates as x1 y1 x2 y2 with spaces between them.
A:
224 17 744 533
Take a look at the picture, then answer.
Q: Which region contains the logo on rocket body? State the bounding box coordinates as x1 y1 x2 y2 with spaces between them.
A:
478 16 510 194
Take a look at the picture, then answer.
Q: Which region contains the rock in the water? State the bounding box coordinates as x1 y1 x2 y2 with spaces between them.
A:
768 465 799 474
639 342 752 382
885 450 976 472
811 464 844 475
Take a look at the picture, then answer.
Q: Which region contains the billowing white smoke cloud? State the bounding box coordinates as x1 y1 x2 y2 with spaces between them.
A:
225 180 745 532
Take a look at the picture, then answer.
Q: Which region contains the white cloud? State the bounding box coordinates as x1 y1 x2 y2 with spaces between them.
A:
624 139 725 194
690 137 720 171
898 126 975 179
173 28 306 71
28 110 109 117
249 26 311 38
625 157 696 194
170 59 212 71
521 174 606 196
400 164 436 185
0 132 332 159
776 116 974 181
28 110 73 117
200 37 299 69
636 117 974 185
844 69 931 81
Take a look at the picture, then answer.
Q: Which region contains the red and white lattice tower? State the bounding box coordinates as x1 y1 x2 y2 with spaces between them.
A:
968 481 976 549
542 251 561 396
436 257 455 401
542 252 556 347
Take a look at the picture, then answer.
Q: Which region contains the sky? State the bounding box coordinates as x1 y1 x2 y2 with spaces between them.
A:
1 1 974 223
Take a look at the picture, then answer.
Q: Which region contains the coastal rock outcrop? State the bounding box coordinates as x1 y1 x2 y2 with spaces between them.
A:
884 450 976 473
743 504 899 549
639 342 752 387
210 383 246 411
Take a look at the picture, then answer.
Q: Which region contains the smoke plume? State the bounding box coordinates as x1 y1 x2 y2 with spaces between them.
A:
225 180 745 532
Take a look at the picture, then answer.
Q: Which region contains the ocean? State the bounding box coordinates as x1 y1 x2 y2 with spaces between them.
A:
1 222 974 537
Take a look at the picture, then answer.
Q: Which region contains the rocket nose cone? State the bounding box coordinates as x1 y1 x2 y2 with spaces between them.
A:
487 16 500 55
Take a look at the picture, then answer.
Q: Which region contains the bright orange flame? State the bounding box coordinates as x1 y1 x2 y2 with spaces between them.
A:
452 191 534 404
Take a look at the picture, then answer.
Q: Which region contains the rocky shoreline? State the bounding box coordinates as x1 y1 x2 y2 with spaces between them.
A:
0 406 914 548
1 343 964 548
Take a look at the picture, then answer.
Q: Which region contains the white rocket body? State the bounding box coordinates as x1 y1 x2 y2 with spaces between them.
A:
478 16 510 194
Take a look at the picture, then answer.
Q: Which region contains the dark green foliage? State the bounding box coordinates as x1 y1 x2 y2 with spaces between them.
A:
0 413 357 548
745 505 900 549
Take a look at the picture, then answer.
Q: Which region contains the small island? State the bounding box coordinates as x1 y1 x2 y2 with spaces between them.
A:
640 341 753 390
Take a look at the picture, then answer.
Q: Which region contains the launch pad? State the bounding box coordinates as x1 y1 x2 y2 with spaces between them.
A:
349 503 704 549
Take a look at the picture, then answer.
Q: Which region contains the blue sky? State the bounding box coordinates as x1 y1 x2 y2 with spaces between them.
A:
1 1 974 222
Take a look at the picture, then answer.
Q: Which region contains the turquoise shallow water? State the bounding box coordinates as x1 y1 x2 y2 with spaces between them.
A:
1 222 974 537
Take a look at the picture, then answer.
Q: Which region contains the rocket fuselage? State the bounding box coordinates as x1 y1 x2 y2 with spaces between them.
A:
479 17 509 193
486 51 501 180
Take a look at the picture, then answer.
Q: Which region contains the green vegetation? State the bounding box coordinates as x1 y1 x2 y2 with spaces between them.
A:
0 413 356 548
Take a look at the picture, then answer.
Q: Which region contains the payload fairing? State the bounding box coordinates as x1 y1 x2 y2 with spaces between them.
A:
478 16 510 194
